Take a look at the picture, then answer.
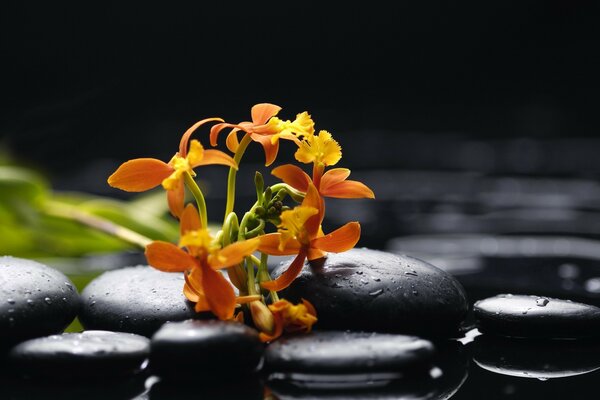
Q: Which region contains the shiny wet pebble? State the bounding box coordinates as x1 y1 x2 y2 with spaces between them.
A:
9 330 150 379
265 330 435 374
149 319 264 380
0 256 80 347
474 294 600 339
79 266 202 337
273 248 469 338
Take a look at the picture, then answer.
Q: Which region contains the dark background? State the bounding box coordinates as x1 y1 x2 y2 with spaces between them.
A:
1 1 599 235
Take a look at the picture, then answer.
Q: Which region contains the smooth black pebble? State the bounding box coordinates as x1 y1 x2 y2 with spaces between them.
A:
9 330 150 379
474 293 600 339
265 330 435 374
149 319 264 380
79 265 202 337
273 248 469 337
0 256 80 347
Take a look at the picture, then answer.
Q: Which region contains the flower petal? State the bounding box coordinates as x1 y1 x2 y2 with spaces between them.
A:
192 149 238 170
201 263 237 320
302 183 324 237
210 122 244 147
307 248 327 261
180 203 201 235
185 269 211 311
320 180 375 199
271 164 311 193
258 233 302 256
145 241 196 272
261 251 307 291
251 133 280 166
179 117 224 156
167 183 185 218
208 238 260 269
108 158 173 192
251 103 281 125
226 129 241 153
320 168 351 189
312 222 361 253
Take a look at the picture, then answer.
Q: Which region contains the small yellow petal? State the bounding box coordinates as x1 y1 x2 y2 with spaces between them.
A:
186 140 205 165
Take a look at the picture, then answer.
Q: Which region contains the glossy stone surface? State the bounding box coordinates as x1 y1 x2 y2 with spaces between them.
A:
149 319 264 379
274 248 469 337
473 335 600 380
79 266 202 337
9 330 150 379
0 256 80 346
265 331 435 374
474 294 600 339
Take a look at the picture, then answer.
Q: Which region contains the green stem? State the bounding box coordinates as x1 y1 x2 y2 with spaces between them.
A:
222 212 239 246
246 257 257 295
44 201 152 249
257 252 279 302
183 171 207 228
224 133 253 222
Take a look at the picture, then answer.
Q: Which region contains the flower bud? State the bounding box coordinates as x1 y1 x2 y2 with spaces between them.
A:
250 301 275 336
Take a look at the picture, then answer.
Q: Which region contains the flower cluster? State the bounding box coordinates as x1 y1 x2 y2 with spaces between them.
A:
107 103 374 341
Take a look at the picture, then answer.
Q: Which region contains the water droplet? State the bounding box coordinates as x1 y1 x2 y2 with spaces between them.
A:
369 289 383 297
44 297 52 305
537 377 548 382
371 276 381 282
26 299 34 307
412 290 419 296
331 283 343 288
355 271 363 275
90 301 96 307
62 297 68 303
405 271 418 276
536 298 549 307
522 307 531 315
360 278 369 285
7 298 15 304
8 308 15 313
8 317 15 327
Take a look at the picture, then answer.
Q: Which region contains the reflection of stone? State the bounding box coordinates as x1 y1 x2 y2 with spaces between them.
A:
1 375 147 400
472 335 600 380
274 248 469 338
474 294 600 339
147 374 264 400
266 340 469 400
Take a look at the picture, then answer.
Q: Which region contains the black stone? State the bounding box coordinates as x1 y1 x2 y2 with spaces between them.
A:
473 335 600 380
474 294 600 339
0 256 80 346
273 248 469 337
148 374 264 400
79 265 203 337
9 330 150 379
149 319 264 380
265 331 435 374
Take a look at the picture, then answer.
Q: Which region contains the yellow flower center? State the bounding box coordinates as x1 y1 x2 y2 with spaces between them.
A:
179 228 219 259
162 140 204 190
294 130 342 167
267 111 315 143
277 206 318 249
270 300 317 332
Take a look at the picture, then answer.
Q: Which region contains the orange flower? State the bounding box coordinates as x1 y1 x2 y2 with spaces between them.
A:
107 118 235 217
258 183 361 291
210 103 314 166
272 164 374 199
259 299 317 343
145 204 259 320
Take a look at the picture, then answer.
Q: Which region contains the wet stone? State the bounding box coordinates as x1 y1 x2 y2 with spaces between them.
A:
0 256 80 347
474 294 600 339
265 331 435 374
149 319 264 380
273 248 469 337
9 330 150 379
79 266 203 337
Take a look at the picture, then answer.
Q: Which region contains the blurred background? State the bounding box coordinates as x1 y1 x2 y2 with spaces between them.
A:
2 1 600 303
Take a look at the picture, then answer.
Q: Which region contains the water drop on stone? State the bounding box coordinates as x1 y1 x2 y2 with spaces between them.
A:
369 289 384 297
26 299 34 307
412 290 419 296
44 297 52 305
7 298 15 304
8 317 15 327
536 298 549 307
371 276 381 282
